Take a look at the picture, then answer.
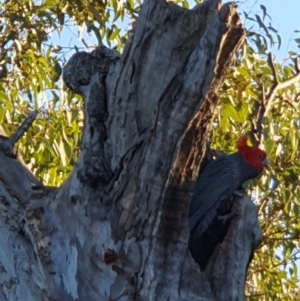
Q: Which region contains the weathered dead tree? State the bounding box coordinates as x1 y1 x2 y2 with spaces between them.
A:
0 0 261 300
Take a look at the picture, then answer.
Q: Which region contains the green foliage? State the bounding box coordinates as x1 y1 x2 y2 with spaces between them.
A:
0 0 299 300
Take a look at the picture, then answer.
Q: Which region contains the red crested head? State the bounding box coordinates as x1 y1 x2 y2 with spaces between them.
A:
237 136 268 171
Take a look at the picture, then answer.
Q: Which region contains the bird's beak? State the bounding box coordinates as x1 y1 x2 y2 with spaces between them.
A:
262 158 269 167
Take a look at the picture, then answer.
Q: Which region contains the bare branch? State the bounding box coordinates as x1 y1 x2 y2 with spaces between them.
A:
10 110 38 145
250 82 266 147
265 54 300 109
267 52 279 86
0 110 38 158
251 54 300 147
295 56 300 73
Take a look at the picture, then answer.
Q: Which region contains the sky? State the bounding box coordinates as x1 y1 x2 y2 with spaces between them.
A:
223 0 300 60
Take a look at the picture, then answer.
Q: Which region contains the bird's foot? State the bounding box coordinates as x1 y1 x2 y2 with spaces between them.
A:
233 189 246 197
217 212 239 224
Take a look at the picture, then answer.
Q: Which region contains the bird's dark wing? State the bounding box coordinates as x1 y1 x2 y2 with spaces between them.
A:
188 154 240 232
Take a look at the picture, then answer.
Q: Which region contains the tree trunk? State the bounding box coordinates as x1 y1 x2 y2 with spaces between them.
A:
0 0 261 300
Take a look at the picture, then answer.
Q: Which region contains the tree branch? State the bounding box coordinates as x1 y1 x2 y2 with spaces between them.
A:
251 53 300 147
11 110 38 143
266 53 300 108
0 110 38 158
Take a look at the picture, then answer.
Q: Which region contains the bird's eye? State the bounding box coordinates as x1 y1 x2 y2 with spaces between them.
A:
258 154 263 159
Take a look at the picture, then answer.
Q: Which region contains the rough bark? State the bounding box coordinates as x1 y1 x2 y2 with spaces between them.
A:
0 0 260 300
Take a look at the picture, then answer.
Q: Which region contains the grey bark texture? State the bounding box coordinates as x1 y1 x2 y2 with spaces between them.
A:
0 0 261 300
